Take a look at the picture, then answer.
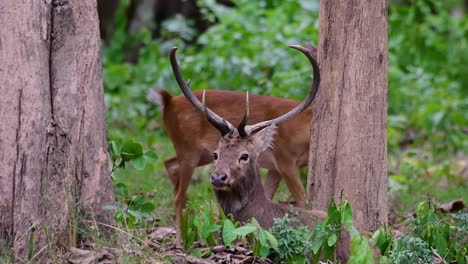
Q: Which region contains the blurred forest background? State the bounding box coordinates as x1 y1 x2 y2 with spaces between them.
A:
100 0 467 225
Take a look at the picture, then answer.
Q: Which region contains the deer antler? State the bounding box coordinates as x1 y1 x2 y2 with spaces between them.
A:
244 44 320 135
170 44 319 137
169 48 235 136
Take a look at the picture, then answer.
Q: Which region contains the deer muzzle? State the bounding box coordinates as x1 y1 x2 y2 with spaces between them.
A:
211 172 228 188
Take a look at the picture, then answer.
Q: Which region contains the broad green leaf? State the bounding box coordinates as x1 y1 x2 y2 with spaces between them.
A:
144 150 158 160
265 230 278 250
222 219 237 247
130 155 146 170
232 226 257 237
140 202 155 213
113 183 128 197
121 140 143 161
127 209 142 221
372 228 391 254
129 195 145 210
340 201 353 227
109 141 122 157
348 227 373 264
288 255 307 264
259 243 270 259
327 233 338 247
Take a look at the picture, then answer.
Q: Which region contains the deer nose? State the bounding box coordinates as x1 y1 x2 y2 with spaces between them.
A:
211 173 227 187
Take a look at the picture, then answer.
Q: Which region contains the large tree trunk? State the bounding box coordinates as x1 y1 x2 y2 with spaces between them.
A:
307 0 388 231
0 0 114 261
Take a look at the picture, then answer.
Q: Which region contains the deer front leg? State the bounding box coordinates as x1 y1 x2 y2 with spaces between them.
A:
173 161 196 247
264 170 281 199
164 157 179 187
165 152 214 188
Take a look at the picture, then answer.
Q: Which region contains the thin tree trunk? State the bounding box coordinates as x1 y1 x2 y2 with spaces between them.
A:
307 0 388 231
0 0 114 261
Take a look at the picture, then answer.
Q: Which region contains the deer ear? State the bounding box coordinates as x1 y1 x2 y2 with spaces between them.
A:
251 125 277 153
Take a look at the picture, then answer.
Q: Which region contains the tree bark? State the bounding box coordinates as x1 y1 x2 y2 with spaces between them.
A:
307 0 388 231
0 0 114 261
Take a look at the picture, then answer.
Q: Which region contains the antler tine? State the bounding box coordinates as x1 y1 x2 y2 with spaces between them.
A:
245 44 320 135
237 91 249 138
170 47 234 136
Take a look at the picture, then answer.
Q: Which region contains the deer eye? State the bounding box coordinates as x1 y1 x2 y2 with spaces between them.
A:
213 152 218 160
239 153 249 161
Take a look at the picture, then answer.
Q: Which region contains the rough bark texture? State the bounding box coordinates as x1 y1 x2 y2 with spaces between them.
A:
307 0 388 231
0 0 114 261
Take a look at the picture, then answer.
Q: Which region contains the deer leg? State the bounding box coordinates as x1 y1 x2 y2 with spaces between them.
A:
174 160 196 247
264 170 281 199
165 152 213 189
164 157 179 187
279 166 306 208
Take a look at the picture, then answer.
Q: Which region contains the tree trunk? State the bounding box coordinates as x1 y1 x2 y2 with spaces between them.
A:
0 0 114 261
307 0 388 231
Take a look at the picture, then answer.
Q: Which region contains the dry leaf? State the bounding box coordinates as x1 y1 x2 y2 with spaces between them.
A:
439 199 465 213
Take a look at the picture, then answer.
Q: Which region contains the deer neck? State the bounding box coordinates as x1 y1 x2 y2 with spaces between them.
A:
214 164 267 216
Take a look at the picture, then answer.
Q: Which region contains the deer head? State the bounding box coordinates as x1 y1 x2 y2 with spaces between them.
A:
169 45 319 193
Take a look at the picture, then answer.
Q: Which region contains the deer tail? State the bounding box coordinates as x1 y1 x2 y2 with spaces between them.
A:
146 88 173 110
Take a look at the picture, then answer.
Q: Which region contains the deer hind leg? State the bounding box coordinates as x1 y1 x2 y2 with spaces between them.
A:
264 170 281 199
278 164 306 208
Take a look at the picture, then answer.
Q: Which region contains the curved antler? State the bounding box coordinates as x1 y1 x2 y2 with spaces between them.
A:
244 44 320 135
237 92 249 138
169 47 235 136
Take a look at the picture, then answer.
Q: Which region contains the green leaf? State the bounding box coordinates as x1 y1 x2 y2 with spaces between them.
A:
340 201 353 227
327 233 338 247
222 219 237 247
121 140 143 161
288 255 307 264
128 195 145 210
372 228 391 254
109 141 122 157
259 243 270 259
348 227 373 264
144 150 158 160
114 183 128 197
130 155 146 170
265 230 278 250
232 226 257 237
140 202 155 213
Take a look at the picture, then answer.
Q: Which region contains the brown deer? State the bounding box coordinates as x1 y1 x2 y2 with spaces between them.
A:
170 44 350 260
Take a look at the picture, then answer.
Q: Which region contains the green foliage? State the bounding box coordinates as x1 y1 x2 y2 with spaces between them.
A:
389 236 433 264
108 140 157 173
180 202 277 259
371 200 468 264
104 183 156 228
413 201 467 263
269 213 313 263
348 227 374 264
388 0 468 155
269 201 356 263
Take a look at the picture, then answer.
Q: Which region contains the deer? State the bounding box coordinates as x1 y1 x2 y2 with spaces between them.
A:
170 44 350 260
148 52 317 244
